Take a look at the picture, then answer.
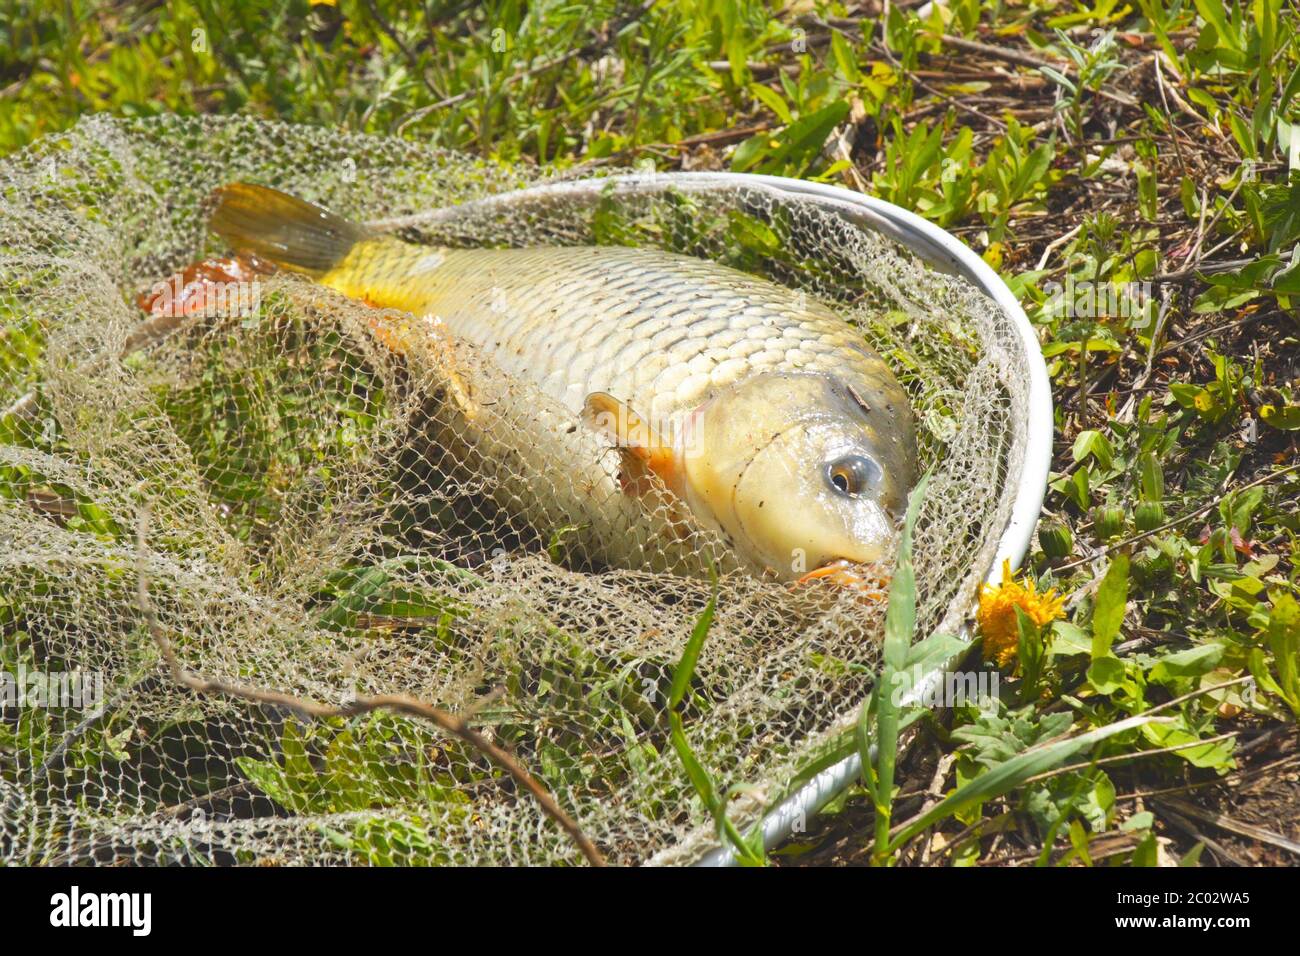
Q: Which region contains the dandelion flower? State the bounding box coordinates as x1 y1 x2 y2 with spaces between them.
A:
977 560 1067 668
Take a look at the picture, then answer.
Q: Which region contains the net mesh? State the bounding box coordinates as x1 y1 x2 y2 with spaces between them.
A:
0 115 1028 866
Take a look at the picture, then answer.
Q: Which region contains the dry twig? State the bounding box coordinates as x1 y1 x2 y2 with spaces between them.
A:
134 509 607 867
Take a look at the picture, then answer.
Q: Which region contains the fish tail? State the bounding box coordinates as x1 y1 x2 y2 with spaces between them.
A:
209 183 368 278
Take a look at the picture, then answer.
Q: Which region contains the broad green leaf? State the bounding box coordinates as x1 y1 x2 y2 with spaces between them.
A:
888 714 1169 851
1148 644 1225 685
1087 656 1128 695
1072 429 1114 468
1091 554 1130 658
749 83 792 124
1051 620 1092 657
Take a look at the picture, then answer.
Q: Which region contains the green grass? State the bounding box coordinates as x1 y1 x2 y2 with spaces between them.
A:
1 0 1298 866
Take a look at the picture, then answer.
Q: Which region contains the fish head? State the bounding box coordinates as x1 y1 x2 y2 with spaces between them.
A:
680 371 916 583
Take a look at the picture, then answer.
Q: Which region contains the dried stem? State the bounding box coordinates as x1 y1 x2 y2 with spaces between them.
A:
134 509 606 867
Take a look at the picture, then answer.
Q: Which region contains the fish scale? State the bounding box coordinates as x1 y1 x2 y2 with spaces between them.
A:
322 240 906 430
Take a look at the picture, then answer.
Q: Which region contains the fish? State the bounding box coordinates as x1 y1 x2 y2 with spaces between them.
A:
207 182 918 585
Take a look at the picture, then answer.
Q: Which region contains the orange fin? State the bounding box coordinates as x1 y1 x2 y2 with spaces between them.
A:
795 560 889 601
209 182 367 277
582 392 680 496
361 307 416 356
373 311 477 423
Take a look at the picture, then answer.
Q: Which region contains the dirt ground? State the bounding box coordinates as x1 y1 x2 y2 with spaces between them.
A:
782 722 1299 866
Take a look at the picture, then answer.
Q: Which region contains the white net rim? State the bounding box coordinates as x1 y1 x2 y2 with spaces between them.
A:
552 172 1057 865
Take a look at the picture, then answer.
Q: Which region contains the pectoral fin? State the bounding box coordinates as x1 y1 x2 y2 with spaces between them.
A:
362 307 476 424
795 560 889 601
582 392 680 496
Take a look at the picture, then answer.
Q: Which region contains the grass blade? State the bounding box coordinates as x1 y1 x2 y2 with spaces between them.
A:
861 470 930 864
887 713 1170 853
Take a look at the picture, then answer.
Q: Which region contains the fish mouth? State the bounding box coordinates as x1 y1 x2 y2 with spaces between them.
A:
795 559 890 599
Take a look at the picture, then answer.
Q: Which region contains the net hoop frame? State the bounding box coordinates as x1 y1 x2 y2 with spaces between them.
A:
241 167 1054 865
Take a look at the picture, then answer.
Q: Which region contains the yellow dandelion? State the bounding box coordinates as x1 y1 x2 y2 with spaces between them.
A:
977 560 1067 668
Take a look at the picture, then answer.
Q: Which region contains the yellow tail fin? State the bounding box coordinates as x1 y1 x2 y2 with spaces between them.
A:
209 183 368 277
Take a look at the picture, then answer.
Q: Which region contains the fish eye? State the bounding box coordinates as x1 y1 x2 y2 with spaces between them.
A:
824 454 882 497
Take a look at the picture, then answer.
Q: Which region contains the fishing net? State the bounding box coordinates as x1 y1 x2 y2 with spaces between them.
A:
0 115 1030 865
